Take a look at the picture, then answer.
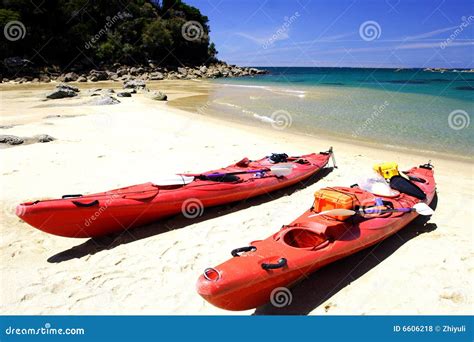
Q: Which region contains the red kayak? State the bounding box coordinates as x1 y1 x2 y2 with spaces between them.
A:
196 163 436 311
16 150 333 238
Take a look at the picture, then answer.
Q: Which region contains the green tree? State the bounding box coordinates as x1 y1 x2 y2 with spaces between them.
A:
1 0 219 74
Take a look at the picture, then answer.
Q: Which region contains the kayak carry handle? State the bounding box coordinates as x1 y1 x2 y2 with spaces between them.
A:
62 194 83 199
261 258 287 270
231 246 257 257
72 200 99 207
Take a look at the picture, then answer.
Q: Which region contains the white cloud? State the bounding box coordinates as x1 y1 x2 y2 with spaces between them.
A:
404 25 462 41
234 30 290 45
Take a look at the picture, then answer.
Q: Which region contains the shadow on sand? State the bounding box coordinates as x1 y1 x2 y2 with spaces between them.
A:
47 167 334 263
254 193 438 315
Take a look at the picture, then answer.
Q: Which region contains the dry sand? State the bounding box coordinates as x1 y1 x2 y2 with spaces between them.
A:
0 81 472 315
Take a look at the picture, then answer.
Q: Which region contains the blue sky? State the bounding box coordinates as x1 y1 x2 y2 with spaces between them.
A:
186 0 473 68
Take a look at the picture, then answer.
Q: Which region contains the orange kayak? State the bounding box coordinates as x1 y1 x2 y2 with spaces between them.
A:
196 163 436 310
16 150 332 238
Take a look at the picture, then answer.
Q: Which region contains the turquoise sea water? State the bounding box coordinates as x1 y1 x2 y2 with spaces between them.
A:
199 68 473 159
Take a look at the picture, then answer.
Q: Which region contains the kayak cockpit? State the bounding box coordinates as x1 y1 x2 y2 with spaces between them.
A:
282 228 328 249
275 220 349 250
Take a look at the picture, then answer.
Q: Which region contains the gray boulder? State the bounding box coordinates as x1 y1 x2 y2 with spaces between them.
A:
63 72 79 82
46 88 77 99
129 67 144 75
117 91 132 97
109 73 119 81
116 67 129 76
151 91 167 101
123 79 146 89
39 74 51 83
57 83 79 92
0 135 24 145
46 84 79 99
88 95 120 105
36 134 55 143
89 69 108 81
149 72 164 80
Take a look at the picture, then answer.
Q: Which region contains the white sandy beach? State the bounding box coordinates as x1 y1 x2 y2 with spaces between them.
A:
0 81 472 315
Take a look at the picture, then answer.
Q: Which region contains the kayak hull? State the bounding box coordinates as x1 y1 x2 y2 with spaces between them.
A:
17 152 331 238
196 165 436 311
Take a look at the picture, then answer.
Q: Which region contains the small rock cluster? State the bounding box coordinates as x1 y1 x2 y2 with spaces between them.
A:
0 134 55 146
44 80 168 102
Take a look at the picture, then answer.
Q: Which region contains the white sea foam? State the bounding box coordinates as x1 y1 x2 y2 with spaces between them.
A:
222 84 270 90
253 113 276 124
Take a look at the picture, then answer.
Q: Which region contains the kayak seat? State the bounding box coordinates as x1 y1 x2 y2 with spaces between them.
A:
279 220 347 250
292 221 348 240
283 228 327 249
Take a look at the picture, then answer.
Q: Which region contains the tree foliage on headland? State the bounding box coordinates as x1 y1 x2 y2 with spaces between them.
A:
0 0 218 69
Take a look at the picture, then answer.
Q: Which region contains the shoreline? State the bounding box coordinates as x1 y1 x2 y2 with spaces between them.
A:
2 80 472 163
171 101 474 165
166 81 473 164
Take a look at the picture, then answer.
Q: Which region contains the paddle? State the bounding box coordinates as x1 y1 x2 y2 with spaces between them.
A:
308 202 434 218
152 164 294 186
195 164 294 179
328 146 337 168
